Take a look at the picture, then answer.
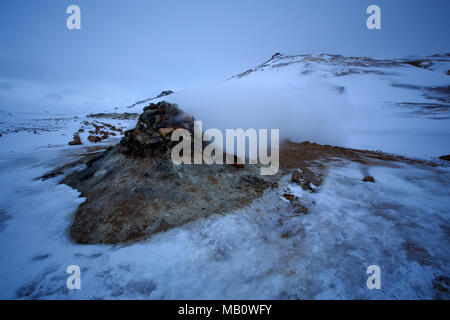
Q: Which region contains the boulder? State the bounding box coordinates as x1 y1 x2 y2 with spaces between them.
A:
363 176 375 183
119 101 195 158
68 134 82 146
291 169 302 183
283 193 294 201
63 101 282 244
88 135 102 143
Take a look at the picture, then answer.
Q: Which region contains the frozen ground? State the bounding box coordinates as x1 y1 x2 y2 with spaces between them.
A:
0 134 449 299
0 53 449 299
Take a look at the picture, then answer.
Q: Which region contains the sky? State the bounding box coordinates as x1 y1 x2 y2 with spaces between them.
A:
0 0 449 113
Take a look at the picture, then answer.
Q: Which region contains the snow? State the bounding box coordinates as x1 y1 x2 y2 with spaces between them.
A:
0 127 449 299
0 54 449 299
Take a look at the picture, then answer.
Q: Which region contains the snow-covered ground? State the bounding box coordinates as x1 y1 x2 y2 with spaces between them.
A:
0 54 449 299
1 137 449 299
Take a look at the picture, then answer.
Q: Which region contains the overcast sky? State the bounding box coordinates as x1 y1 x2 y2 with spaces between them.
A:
0 0 449 113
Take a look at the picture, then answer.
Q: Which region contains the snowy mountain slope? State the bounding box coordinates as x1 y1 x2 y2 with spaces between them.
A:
0 53 449 299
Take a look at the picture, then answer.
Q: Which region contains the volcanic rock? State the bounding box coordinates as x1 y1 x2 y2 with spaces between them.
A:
63 101 280 244
68 134 82 146
291 169 302 183
283 194 294 201
88 135 102 143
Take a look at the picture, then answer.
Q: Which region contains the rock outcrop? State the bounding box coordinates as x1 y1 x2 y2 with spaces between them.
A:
119 101 194 158
64 101 280 244
363 176 375 183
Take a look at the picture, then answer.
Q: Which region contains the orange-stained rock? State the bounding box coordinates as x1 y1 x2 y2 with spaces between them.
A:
88 135 101 143
157 127 174 138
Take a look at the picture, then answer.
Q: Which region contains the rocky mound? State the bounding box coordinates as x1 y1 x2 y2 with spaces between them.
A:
119 101 195 157
63 101 281 244
61 101 436 245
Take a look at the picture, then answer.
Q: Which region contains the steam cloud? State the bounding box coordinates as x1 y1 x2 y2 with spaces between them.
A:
164 79 355 147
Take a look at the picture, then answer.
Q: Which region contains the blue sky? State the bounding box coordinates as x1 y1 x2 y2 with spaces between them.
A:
0 0 449 112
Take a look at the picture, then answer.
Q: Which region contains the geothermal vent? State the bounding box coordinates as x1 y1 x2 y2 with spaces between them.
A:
63 101 280 244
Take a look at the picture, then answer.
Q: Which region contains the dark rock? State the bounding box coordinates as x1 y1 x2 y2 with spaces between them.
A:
157 90 173 98
88 135 101 143
362 176 375 183
292 199 308 214
439 155 450 161
142 108 159 116
291 169 302 183
405 60 432 70
87 112 139 120
68 134 82 146
119 101 196 158
64 101 281 244
433 276 450 293
289 167 319 192
232 155 245 168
